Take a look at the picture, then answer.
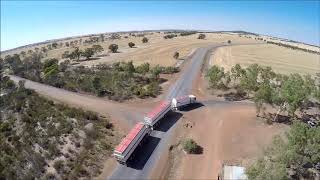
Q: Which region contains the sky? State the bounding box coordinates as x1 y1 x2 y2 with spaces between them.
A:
1 0 319 51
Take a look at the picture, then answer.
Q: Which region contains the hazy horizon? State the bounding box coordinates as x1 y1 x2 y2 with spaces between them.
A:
1 1 319 51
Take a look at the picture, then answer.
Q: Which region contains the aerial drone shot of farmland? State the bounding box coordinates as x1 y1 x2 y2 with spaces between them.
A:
1 0 319 179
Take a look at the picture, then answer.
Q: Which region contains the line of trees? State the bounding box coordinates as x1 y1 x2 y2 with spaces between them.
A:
62 44 104 60
206 64 320 121
180 31 197 36
267 41 320 55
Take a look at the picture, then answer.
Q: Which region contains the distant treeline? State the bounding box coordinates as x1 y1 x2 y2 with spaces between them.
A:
267 41 320 55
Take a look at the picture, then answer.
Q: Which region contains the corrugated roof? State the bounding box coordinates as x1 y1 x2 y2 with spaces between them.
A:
146 100 170 120
115 122 144 154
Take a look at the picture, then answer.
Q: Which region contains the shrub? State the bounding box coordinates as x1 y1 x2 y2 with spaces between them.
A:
173 52 179 59
82 48 94 60
92 44 104 53
108 44 118 53
142 37 149 43
198 34 206 39
128 42 135 48
163 34 177 39
135 63 150 74
53 160 64 173
183 139 202 154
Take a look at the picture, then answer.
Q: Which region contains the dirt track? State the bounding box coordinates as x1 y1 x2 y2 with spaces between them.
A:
9 75 146 131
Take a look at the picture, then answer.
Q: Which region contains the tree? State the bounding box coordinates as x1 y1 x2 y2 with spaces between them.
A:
52 42 58 49
142 37 149 43
239 64 260 93
231 64 245 81
128 42 135 48
43 59 59 78
206 65 225 89
254 83 273 116
280 74 309 116
227 40 231 44
82 48 94 60
69 47 82 61
92 44 104 54
198 34 206 39
108 44 118 53
173 52 179 59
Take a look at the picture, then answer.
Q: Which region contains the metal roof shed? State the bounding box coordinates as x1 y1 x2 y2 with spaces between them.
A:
222 165 247 180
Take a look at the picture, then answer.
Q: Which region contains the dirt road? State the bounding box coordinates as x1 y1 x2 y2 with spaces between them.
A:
9 75 145 131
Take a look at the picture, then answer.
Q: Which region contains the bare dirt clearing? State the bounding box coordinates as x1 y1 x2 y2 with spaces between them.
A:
164 104 287 179
210 44 320 76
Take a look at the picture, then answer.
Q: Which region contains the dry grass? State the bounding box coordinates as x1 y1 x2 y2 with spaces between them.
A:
2 32 257 66
210 44 320 76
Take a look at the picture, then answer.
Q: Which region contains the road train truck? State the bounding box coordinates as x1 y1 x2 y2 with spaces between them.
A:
113 95 196 165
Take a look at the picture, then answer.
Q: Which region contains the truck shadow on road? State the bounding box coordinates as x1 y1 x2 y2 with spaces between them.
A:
179 102 204 111
126 136 161 170
155 111 183 132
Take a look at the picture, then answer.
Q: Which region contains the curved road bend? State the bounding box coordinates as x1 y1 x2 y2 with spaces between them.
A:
9 75 144 129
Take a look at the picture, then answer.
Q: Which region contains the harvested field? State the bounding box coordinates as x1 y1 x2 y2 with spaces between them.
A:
210 43 320 76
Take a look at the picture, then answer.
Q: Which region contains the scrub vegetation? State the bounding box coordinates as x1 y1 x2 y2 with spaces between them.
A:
0 64 116 179
3 53 179 101
246 121 320 179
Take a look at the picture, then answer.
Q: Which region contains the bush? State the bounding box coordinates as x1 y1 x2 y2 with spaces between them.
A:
53 160 64 173
108 44 118 53
163 34 177 39
142 37 148 43
82 48 94 60
173 52 179 59
92 44 104 53
183 139 202 154
128 42 135 48
180 31 197 36
198 34 206 39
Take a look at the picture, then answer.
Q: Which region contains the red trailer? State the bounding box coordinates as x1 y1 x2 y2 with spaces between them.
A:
113 122 151 165
144 100 171 129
